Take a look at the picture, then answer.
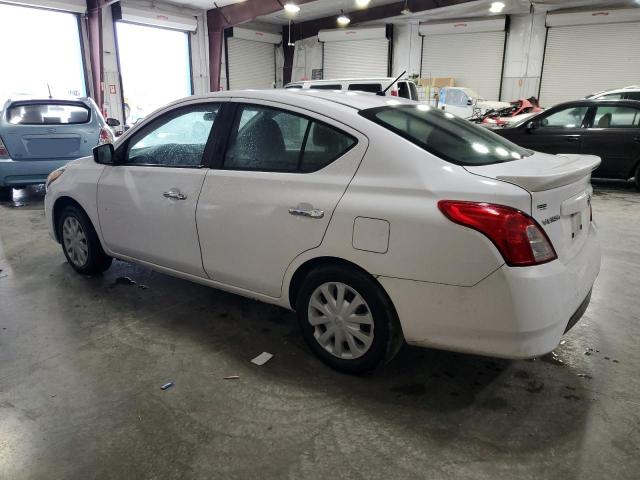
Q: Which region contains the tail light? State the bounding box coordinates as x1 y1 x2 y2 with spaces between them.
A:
98 126 114 145
390 89 398 96
438 201 557 267
0 136 9 158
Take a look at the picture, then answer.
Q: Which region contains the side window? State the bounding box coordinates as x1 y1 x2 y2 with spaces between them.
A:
625 92 640 101
409 82 418 101
224 105 309 171
540 106 588 128
598 93 623 100
309 84 341 90
397 82 410 99
223 104 356 173
592 105 640 128
348 83 382 93
300 122 356 173
126 104 219 167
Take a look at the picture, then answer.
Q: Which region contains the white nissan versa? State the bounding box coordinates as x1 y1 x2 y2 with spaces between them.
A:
44 90 601 373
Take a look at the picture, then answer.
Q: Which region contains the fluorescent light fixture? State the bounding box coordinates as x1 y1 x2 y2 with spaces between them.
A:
489 1 505 13
284 2 300 14
337 10 351 26
355 0 371 7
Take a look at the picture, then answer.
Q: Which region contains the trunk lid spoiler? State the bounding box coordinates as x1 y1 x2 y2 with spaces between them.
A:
464 153 601 192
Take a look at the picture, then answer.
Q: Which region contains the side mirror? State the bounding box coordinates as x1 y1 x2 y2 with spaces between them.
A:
526 121 539 132
106 117 121 127
93 143 115 165
467 98 473 106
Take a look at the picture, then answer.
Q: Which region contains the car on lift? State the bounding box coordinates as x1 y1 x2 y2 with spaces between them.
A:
285 77 420 101
44 90 600 373
495 99 640 190
0 97 118 198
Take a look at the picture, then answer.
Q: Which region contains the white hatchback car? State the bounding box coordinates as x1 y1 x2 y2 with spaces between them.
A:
44 90 601 373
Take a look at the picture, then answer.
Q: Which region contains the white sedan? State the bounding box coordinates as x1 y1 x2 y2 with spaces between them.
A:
44 90 601 373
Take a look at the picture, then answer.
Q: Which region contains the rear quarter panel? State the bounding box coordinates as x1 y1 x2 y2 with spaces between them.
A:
283 122 533 294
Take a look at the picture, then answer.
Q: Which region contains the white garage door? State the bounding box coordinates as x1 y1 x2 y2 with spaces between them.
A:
323 38 389 79
540 23 640 107
227 37 275 90
421 31 505 101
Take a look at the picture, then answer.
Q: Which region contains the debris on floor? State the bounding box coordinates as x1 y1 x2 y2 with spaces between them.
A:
160 381 175 390
113 276 136 287
251 352 274 366
223 375 240 380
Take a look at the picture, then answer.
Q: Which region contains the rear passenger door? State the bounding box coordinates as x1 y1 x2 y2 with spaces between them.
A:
196 101 368 298
582 104 640 179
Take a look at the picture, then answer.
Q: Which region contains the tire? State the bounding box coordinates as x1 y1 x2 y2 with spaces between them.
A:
57 204 112 275
0 186 12 200
296 265 404 374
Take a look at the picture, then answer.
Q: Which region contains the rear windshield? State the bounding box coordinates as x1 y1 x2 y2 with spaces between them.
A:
7 103 90 125
360 105 531 166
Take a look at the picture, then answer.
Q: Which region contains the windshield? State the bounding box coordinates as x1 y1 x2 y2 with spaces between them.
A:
360 105 531 166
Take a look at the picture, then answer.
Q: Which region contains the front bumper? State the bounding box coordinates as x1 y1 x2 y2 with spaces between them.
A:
379 223 601 359
0 158 73 187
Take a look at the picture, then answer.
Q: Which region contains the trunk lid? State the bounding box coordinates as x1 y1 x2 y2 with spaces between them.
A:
465 152 601 262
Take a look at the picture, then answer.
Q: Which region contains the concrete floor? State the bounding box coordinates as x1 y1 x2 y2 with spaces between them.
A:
0 182 638 480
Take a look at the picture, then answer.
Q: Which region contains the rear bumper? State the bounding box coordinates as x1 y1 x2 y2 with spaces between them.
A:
379 223 601 359
0 158 74 187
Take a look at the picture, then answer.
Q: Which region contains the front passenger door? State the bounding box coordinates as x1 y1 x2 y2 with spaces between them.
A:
97 102 222 277
522 105 589 155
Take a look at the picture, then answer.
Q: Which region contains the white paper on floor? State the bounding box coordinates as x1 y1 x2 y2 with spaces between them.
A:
251 352 274 366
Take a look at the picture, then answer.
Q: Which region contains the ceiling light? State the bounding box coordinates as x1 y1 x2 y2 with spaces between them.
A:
489 1 505 13
284 2 300 14
355 0 371 7
400 0 412 15
337 10 351 26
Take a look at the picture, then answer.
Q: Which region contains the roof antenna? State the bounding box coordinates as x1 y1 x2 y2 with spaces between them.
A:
377 70 406 96
46 83 53 99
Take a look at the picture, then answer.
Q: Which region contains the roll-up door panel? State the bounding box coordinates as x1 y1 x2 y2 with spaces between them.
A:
323 38 388 79
227 37 275 90
540 23 640 106
421 31 505 100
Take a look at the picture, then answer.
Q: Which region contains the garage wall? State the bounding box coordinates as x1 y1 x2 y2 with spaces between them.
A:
540 21 640 106
290 37 323 83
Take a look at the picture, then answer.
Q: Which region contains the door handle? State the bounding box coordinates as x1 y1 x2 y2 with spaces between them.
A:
566 136 580 142
163 189 187 200
289 205 324 219
633 137 640 143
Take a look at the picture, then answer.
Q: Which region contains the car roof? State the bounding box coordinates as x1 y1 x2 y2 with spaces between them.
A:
289 78 395 83
550 99 640 108
169 89 416 113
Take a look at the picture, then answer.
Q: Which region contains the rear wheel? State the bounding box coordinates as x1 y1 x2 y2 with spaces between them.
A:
57 205 112 275
296 265 403 374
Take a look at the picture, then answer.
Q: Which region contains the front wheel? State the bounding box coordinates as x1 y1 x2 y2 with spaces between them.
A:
296 265 403 374
58 205 112 275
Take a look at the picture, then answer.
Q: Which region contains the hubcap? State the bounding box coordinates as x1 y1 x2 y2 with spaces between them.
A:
308 282 374 360
62 216 88 267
